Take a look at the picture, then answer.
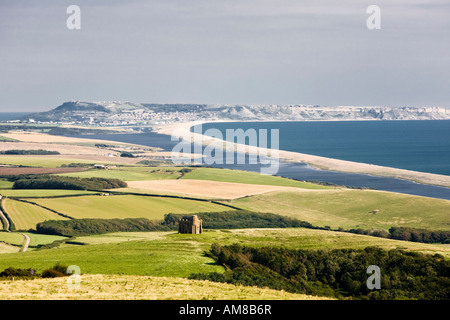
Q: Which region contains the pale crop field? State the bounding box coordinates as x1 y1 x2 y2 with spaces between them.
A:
0 274 331 300
0 242 20 254
124 179 313 199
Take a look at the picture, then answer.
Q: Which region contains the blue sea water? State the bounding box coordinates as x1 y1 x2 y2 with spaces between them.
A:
199 120 450 176
0 112 31 121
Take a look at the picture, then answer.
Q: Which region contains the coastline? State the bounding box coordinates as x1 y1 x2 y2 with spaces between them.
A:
153 120 450 189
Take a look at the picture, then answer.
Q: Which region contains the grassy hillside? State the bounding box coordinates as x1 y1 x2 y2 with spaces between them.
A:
3 199 68 231
0 233 224 277
0 189 98 198
0 232 25 246
228 189 450 231
0 232 67 249
0 242 20 254
0 274 329 300
1 228 448 278
0 156 114 168
31 195 230 221
59 166 332 190
181 167 331 189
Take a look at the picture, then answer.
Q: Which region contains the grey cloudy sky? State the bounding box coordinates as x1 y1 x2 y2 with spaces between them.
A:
1 0 449 111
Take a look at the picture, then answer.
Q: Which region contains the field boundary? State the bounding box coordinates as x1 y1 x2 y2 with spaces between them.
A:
0 198 14 231
96 190 244 211
11 198 74 220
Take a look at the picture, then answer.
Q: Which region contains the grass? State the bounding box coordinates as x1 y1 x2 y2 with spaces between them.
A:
0 189 98 198
0 231 25 246
0 180 14 189
0 242 20 254
0 156 127 168
2 199 68 231
31 194 230 220
72 229 450 258
58 166 333 190
0 234 224 277
0 228 448 278
22 232 68 248
182 167 332 189
0 231 66 248
0 274 328 300
0 136 19 142
227 189 450 231
57 166 184 181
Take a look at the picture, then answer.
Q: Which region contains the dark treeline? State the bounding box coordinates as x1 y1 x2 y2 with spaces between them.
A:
190 244 450 300
35 211 312 236
36 218 172 236
0 263 69 279
8 175 127 190
0 149 60 155
388 227 450 244
164 211 314 230
347 227 450 244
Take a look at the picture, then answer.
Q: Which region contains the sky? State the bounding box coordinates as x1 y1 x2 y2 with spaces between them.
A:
1 0 449 112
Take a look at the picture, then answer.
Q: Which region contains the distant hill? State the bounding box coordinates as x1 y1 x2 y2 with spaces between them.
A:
22 100 450 125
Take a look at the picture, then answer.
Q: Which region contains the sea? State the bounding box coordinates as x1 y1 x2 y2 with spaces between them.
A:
69 120 450 200
200 120 450 176
0 112 31 121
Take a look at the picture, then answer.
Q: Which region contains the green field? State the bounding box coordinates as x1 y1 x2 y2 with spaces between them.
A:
181 167 331 189
22 232 68 247
0 233 224 277
0 180 14 189
0 189 98 198
0 242 20 254
0 156 126 168
0 232 25 246
58 166 332 190
0 228 448 278
58 167 184 181
3 199 68 231
31 194 230 221
227 189 450 231
0 232 67 249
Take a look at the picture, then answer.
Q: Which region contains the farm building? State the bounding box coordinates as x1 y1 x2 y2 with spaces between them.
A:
178 215 203 234
94 164 108 169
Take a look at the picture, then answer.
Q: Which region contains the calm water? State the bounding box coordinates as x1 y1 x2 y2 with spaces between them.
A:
0 112 31 121
200 120 450 176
